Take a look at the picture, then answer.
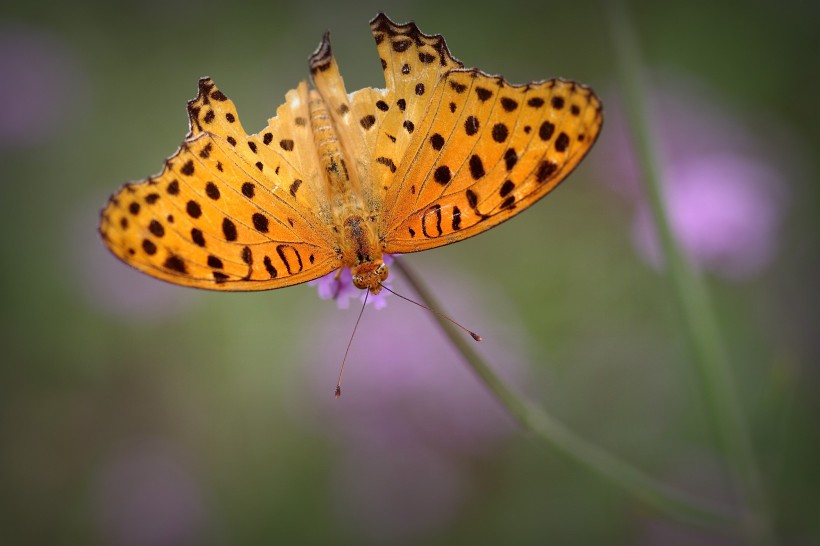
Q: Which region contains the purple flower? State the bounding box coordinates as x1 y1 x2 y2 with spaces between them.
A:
597 73 791 279
631 155 785 278
309 254 394 310
290 266 529 541
0 23 89 149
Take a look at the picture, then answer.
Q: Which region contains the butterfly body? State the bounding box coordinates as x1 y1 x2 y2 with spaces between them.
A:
99 14 601 294
306 80 388 293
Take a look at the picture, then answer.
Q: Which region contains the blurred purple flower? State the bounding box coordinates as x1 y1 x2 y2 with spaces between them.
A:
632 156 785 278
0 23 89 149
291 266 529 542
94 439 208 546
309 254 394 310
597 73 791 279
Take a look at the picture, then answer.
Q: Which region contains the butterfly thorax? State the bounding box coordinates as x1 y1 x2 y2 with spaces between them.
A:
308 90 387 294
343 215 388 293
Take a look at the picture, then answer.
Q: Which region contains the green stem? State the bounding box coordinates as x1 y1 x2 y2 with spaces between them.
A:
393 257 739 533
606 2 772 543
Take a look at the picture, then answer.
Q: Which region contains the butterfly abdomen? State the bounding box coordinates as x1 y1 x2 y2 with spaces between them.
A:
308 90 362 208
309 91 345 182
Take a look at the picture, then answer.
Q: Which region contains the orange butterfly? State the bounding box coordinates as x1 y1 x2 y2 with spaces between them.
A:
99 13 602 295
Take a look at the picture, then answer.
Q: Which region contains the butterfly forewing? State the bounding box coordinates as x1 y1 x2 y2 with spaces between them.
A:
381 70 602 253
100 80 341 291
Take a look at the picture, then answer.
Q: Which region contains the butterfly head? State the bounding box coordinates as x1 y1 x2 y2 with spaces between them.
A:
351 261 389 295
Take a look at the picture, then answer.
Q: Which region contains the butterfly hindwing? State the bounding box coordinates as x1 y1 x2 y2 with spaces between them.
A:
342 14 465 208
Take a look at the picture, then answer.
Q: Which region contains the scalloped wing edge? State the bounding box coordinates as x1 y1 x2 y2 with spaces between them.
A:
369 12 465 70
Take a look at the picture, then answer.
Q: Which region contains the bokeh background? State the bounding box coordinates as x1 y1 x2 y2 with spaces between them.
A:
2 0 818 544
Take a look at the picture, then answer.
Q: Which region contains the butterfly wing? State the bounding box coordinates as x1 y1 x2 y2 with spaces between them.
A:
381 68 602 253
99 78 341 290
322 14 464 212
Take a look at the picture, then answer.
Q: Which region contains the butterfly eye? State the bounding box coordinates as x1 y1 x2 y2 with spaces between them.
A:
352 275 368 289
377 263 389 282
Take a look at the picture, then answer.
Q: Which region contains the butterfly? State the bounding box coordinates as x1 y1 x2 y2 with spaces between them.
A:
99 13 602 295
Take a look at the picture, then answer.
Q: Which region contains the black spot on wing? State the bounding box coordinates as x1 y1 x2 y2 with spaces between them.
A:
452 206 462 230
205 181 220 200
555 132 570 152
500 97 518 111
449 81 467 93
222 218 237 241
148 220 165 237
539 121 555 141
252 213 269 233
433 165 451 185
464 116 480 136
163 254 187 274
536 160 558 182
504 148 518 171
186 200 202 218
191 228 205 247
475 87 493 101
491 123 508 142
289 179 302 197
360 115 376 129
421 204 443 237
377 157 397 173
469 155 485 179
263 256 277 278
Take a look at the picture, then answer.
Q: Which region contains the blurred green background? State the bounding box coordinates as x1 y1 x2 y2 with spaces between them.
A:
2 0 818 544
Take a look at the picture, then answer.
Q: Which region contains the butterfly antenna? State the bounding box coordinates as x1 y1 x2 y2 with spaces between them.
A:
335 291 369 398
379 283 482 341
